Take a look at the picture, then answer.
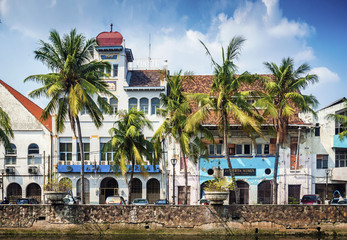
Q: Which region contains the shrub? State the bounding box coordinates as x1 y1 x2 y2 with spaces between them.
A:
204 177 234 192
44 175 72 192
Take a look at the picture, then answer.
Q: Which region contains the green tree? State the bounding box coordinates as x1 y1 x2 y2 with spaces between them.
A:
262 57 318 204
0 107 13 149
153 71 213 205
25 29 113 204
109 108 155 204
326 99 347 140
190 36 262 204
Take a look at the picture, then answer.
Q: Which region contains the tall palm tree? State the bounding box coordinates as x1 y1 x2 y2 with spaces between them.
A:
262 57 318 204
109 108 154 203
153 71 213 205
0 107 13 149
25 29 113 204
190 36 262 204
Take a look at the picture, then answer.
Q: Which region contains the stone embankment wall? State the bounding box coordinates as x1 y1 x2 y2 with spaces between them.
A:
0 204 347 235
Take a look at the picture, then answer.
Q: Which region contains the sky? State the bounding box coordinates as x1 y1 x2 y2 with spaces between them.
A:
0 0 346 109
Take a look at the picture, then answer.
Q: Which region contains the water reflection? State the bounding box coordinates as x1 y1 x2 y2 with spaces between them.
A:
1 236 347 240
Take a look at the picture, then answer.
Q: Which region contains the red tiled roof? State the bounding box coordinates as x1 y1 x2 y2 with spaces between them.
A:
129 70 163 87
96 31 123 46
181 74 307 126
0 80 52 132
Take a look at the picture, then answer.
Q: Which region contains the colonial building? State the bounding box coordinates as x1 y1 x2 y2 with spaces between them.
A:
0 80 52 203
166 75 314 205
309 98 347 202
55 26 168 204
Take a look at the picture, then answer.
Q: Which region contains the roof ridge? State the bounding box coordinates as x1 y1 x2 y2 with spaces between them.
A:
0 80 52 132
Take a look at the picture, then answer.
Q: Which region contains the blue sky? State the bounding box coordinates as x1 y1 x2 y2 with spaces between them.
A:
0 0 346 108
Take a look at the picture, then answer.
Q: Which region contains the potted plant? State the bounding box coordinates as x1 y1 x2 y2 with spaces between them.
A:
44 176 72 204
204 177 234 205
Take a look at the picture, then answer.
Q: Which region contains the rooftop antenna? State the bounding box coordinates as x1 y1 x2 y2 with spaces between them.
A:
148 33 151 70
110 23 113 32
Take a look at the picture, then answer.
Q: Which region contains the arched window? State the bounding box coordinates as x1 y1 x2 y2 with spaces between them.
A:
5 144 16 165
28 143 41 165
146 178 160 204
110 98 118 114
130 178 142 203
77 178 90 204
151 98 160 115
140 98 149 114
128 98 138 110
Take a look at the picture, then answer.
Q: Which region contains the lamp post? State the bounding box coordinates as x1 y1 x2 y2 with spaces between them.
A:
171 158 177 205
325 169 331 202
1 169 4 202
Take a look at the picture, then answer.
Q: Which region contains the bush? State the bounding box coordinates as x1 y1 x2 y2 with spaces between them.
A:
204 177 234 192
44 175 72 192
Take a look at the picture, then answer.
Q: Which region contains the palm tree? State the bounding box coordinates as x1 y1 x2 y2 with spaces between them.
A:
326 99 347 140
191 36 262 204
25 29 113 204
153 71 213 205
0 107 13 149
262 57 318 204
109 108 154 204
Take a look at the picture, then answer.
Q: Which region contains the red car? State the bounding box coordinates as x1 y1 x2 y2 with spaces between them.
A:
300 194 322 205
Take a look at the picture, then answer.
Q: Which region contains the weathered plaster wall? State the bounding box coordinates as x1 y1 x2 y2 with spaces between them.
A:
1 205 347 235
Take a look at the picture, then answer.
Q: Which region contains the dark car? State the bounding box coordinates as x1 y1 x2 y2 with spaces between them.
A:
300 194 322 205
132 198 148 205
155 199 169 205
16 198 39 204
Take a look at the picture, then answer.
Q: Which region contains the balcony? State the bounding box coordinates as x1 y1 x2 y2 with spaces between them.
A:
333 135 347 148
331 167 347 181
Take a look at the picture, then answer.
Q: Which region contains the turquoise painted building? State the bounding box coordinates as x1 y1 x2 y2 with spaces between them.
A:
199 155 275 204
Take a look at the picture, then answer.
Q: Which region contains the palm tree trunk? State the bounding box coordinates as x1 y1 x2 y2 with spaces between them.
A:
222 110 239 204
272 133 280 204
76 116 85 204
128 161 135 204
182 148 188 205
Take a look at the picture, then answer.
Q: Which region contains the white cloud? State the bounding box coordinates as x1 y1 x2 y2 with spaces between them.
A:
310 67 340 84
140 0 316 75
0 0 9 16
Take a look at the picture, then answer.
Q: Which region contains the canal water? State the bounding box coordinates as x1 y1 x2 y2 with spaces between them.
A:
1 236 347 240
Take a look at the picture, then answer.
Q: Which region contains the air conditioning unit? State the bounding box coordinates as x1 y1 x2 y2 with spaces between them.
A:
101 161 107 165
58 161 65 165
66 166 73 172
28 166 38 174
6 167 15 175
66 161 73 165
84 161 90 165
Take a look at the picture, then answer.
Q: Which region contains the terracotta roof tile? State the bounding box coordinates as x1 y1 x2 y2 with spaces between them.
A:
182 75 306 126
129 70 163 87
0 80 52 132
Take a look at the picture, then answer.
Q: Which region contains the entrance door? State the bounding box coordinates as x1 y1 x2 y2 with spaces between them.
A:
99 177 118 204
288 185 301 204
178 186 191 205
26 183 41 203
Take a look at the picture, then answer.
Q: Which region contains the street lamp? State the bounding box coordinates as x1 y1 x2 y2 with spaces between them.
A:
1 169 4 202
171 158 177 205
325 169 331 202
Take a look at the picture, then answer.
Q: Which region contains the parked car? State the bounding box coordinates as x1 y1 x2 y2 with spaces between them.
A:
105 196 126 205
198 199 210 205
330 198 347 205
63 195 80 205
155 199 169 205
132 198 148 205
300 194 322 205
16 198 39 204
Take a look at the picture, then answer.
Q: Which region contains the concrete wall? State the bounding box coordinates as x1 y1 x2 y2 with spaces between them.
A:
1 205 347 235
